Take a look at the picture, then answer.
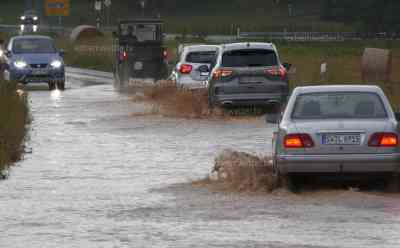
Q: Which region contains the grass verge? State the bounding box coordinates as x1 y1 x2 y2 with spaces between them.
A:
0 80 29 176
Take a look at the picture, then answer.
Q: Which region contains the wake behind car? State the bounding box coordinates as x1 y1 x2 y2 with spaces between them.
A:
2 35 65 90
207 42 290 108
270 85 400 191
171 44 219 89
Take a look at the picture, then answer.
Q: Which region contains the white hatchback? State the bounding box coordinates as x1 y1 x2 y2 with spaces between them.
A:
171 45 219 89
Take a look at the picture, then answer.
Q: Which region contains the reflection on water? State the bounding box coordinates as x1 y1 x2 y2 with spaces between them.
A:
50 89 62 100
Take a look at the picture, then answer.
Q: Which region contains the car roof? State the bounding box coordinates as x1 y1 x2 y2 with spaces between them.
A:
221 42 275 51
12 35 53 40
184 45 219 52
294 85 383 94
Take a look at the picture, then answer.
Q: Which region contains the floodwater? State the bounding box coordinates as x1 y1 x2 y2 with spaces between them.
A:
0 76 400 248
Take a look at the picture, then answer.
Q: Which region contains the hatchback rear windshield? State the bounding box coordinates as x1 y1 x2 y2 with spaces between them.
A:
222 49 278 67
291 92 387 119
185 51 216 64
12 38 56 54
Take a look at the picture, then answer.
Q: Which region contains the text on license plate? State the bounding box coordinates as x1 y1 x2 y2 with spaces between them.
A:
322 134 361 145
32 69 48 75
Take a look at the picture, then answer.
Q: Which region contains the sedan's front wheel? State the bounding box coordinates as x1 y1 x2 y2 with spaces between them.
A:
57 81 65 90
48 82 56 91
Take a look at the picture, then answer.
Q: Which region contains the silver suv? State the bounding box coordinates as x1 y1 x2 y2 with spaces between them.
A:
171 45 219 89
207 42 290 107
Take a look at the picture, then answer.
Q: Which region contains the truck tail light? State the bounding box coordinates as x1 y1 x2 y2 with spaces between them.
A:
120 51 128 61
265 65 286 79
179 64 192 74
368 133 398 147
212 69 233 80
284 134 314 148
162 50 168 59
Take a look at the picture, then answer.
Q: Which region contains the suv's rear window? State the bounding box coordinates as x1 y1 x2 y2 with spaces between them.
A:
222 49 278 67
292 92 388 119
185 51 216 64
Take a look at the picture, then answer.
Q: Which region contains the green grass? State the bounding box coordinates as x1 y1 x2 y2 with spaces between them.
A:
0 81 29 174
0 0 354 34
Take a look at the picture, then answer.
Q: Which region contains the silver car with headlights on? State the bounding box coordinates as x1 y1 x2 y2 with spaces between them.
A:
270 85 400 190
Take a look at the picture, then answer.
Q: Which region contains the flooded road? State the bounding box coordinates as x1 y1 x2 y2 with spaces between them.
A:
1 76 400 248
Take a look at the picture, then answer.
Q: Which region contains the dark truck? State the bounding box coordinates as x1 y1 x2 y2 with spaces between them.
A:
113 19 168 90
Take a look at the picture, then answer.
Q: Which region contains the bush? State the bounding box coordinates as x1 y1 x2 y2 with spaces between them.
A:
0 81 29 175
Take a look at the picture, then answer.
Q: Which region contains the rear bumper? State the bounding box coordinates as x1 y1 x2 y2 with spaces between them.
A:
176 79 207 90
277 153 400 174
214 93 287 106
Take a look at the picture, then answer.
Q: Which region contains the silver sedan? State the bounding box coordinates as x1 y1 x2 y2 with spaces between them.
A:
270 85 400 190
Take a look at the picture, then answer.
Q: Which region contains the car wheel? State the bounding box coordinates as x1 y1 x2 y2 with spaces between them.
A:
48 82 56 91
385 173 399 193
271 159 281 190
283 174 300 193
57 81 65 90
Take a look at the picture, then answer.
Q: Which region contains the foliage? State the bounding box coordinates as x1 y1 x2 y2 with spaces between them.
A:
0 81 29 173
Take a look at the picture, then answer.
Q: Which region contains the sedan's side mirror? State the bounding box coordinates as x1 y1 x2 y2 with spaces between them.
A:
395 112 400 121
282 62 292 71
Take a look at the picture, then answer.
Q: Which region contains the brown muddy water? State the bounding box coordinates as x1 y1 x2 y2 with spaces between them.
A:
0 77 399 248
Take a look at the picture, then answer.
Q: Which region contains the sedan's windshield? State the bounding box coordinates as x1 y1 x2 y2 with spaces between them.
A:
292 92 388 119
12 38 56 54
222 49 278 67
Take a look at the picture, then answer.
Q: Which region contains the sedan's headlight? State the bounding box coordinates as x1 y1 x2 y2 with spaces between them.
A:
20 16 26 20
0 50 3 57
33 16 38 21
14 61 27 69
50 60 63 68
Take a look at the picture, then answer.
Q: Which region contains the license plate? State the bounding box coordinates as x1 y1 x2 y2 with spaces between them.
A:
134 62 143 71
32 69 48 75
240 76 261 84
322 134 361 145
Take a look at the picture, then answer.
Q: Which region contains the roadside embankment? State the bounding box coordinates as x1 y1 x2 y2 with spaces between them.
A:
0 81 29 178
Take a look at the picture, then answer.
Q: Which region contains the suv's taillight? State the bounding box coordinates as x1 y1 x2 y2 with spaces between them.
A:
284 134 314 148
368 133 398 147
212 69 233 80
265 65 286 79
179 64 193 74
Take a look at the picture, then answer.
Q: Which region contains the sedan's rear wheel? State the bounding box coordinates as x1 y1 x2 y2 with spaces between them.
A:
385 173 400 192
283 174 301 193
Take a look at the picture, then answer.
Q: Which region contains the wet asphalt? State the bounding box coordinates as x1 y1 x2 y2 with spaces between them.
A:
0 75 399 248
